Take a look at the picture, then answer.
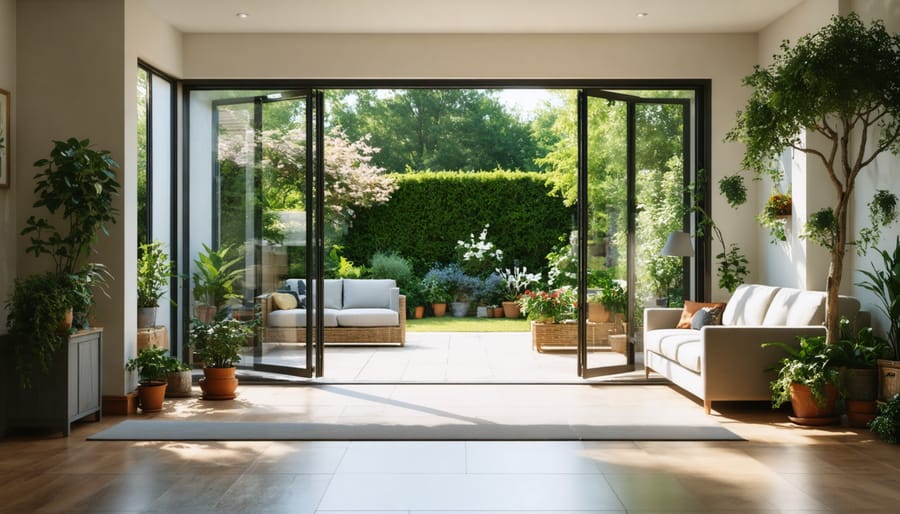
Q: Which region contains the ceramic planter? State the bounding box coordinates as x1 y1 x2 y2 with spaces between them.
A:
137 306 158 329
451 301 469 317
137 381 167 413
788 382 839 425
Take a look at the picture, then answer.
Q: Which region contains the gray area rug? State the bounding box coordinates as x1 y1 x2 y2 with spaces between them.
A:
89 420 742 441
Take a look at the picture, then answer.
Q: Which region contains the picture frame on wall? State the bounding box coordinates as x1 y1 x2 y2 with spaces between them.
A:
0 88 9 188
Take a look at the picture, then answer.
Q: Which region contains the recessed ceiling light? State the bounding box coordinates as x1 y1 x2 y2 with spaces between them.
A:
636 12 649 18
236 12 250 19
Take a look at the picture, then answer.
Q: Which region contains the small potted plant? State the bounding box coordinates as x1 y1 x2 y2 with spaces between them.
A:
125 345 183 413
496 266 541 319
757 191 793 242
192 243 243 322
421 265 454 317
870 394 900 443
137 240 176 329
189 317 254 400
763 335 842 425
832 319 891 427
857 237 900 401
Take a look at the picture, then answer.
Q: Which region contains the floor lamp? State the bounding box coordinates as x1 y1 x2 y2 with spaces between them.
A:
661 232 694 306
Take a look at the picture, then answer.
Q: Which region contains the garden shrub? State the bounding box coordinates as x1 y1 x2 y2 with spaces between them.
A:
343 171 572 275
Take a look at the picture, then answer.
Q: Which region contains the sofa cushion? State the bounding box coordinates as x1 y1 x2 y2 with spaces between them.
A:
337 308 400 327
284 279 342 309
644 328 702 373
691 306 723 330
762 288 825 326
721 284 780 326
343 279 396 309
267 308 340 327
676 301 726 328
271 292 298 310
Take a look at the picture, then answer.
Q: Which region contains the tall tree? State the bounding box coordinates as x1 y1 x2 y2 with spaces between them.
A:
327 89 540 172
726 14 900 343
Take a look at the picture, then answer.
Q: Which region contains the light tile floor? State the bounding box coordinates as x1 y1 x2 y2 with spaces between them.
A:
4 332 900 512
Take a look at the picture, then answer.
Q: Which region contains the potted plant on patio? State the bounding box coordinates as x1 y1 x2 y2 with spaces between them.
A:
764 334 842 425
125 345 183 413
497 266 541 319
192 243 243 322
421 264 455 317
137 240 176 329
189 317 254 400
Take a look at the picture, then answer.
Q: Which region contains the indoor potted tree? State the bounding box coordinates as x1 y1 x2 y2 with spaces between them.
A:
764 335 842 425
192 243 243 322
21 137 120 329
725 14 900 343
137 240 176 329
125 345 182 413
189 317 254 400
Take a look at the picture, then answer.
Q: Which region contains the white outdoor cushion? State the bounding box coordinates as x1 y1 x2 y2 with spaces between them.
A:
721 284 781 326
337 308 400 327
343 279 396 309
323 279 343 309
267 308 339 327
762 288 826 326
284 279 307 295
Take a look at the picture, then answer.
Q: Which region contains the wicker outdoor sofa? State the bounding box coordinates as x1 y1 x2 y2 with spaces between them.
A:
259 278 406 346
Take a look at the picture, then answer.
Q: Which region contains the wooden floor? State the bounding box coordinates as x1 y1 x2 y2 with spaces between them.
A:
3 383 900 513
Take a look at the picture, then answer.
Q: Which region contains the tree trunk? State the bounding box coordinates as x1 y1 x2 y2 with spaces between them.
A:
825 252 843 345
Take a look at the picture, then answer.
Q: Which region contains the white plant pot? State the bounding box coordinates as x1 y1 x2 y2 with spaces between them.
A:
137 306 158 329
451 301 469 317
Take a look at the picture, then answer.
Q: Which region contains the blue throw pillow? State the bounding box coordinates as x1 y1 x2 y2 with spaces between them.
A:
691 308 712 330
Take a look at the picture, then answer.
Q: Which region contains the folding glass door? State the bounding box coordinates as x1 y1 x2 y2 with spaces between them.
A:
577 89 691 378
188 88 325 378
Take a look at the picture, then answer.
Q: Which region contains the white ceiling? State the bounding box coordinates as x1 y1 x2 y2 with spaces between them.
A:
144 0 805 34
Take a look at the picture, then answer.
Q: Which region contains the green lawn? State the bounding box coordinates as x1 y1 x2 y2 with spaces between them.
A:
406 316 530 332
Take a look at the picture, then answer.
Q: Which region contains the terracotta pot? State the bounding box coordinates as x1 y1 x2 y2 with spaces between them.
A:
588 302 611 323
414 305 425 319
56 308 74 335
431 303 447 317
137 381 168 413
200 367 238 400
502 301 521 319
846 399 877 428
195 305 217 323
493 307 505 318
843 367 877 401
166 370 193 398
788 382 839 425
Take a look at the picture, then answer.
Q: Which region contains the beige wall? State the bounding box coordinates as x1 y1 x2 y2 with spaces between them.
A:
0 0 15 334
184 32 759 301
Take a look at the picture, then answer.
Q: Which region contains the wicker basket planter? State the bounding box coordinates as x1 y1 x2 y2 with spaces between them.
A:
531 321 619 352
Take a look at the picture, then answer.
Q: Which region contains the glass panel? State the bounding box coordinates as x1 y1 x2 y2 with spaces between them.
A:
584 95 629 370
150 72 174 336
188 89 314 377
136 68 149 247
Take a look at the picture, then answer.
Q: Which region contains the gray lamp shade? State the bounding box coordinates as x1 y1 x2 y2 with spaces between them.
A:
662 232 694 257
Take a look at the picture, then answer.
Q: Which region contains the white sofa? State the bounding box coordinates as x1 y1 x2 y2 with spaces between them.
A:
260 278 406 346
644 284 863 414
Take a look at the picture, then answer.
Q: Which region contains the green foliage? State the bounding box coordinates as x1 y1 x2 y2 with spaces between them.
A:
22 138 120 275
125 346 183 384
192 243 243 309
716 244 750 294
369 251 414 284
857 237 900 359
831 318 891 369
517 287 577 323
589 273 627 314
189 318 254 368
325 245 366 278
137 241 176 308
859 191 898 254
5 272 75 388
718 175 747 209
870 394 900 443
763 335 842 409
343 171 572 275
327 89 541 172
756 192 791 243
802 208 838 250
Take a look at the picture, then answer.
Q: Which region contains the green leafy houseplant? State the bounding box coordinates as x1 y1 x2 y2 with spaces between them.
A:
189 318 254 368
5 271 76 387
125 346 182 384
137 241 176 309
757 192 792 243
870 394 900 443
725 14 900 343
192 243 243 312
857 236 900 360
764 335 841 409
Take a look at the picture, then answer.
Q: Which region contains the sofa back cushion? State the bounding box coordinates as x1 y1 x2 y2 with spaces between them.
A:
721 284 781 326
343 279 396 309
762 288 826 326
284 279 342 309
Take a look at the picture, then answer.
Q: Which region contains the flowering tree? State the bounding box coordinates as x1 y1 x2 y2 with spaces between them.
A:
725 14 900 343
218 125 396 242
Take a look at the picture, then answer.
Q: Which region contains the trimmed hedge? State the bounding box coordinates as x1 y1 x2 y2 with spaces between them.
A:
343 171 573 274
